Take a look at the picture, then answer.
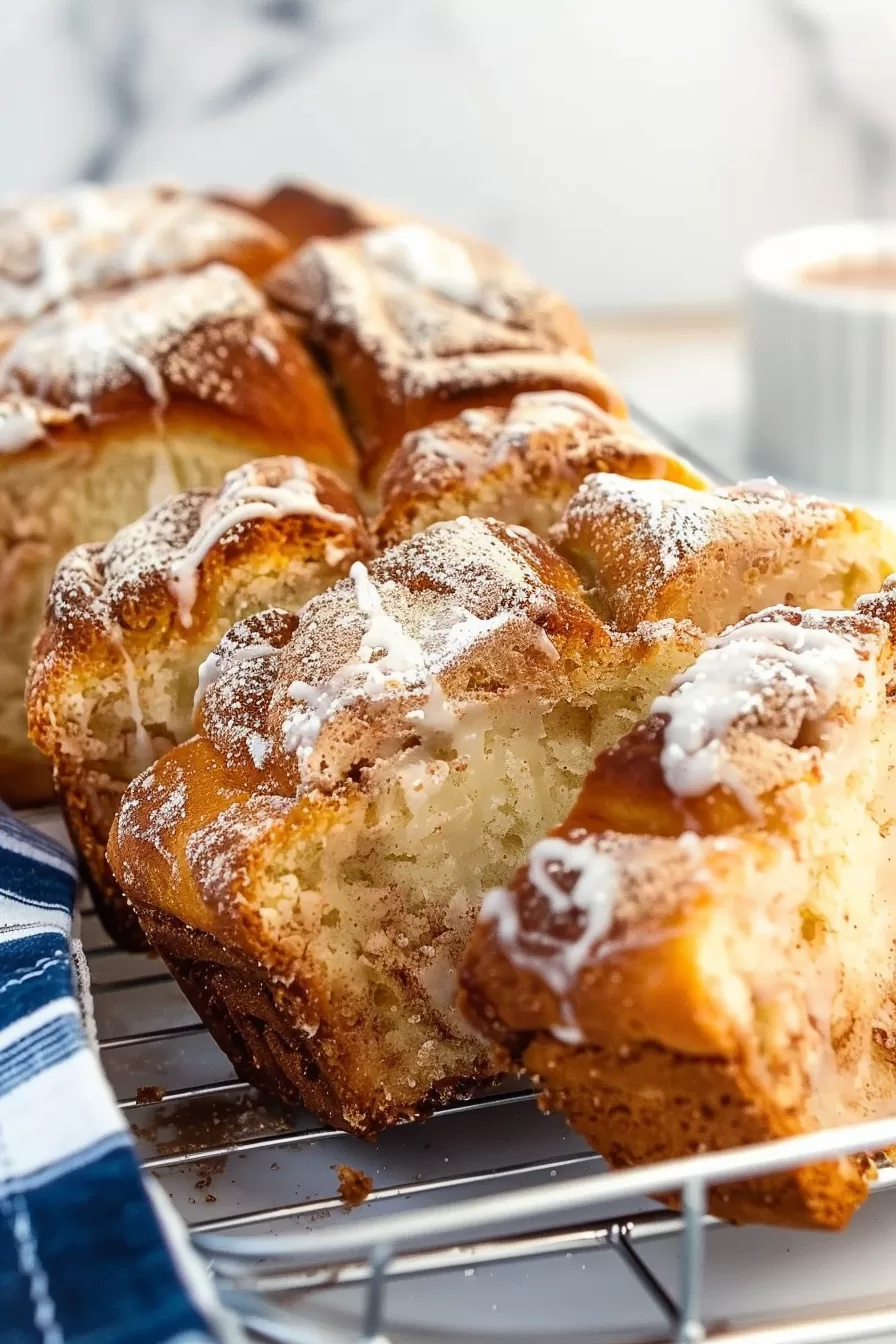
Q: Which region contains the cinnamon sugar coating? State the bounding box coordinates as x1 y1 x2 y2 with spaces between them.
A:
267 223 625 484
376 392 709 547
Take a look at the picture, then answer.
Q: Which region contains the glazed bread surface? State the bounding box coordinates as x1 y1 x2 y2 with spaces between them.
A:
0 183 288 347
375 391 709 549
28 457 370 946
553 474 896 632
107 517 702 1132
460 598 896 1229
267 222 625 485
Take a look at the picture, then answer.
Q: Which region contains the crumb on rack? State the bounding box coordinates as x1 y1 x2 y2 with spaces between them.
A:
333 1163 373 1207
135 1085 166 1106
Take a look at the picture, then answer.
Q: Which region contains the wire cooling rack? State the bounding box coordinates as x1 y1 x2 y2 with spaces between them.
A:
71 883 896 1344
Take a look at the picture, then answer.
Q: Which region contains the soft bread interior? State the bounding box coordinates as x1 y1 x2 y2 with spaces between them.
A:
2 425 283 800
130 647 696 1131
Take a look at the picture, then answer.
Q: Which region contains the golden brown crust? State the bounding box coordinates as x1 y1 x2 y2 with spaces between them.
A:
0 263 358 483
375 393 709 548
27 456 371 947
267 223 624 485
553 476 896 631
246 180 401 249
0 183 288 344
105 518 623 1121
460 601 896 1228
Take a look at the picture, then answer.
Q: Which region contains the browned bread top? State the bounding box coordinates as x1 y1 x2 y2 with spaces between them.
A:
552 475 896 631
267 223 625 483
0 264 358 477
0 183 288 329
27 456 370 731
192 515 609 796
247 179 401 248
376 392 709 547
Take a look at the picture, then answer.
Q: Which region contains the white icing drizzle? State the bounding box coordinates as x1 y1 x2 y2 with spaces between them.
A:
283 561 516 777
0 403 45 452
168 460 352 628
651 620 862 804
363 224 481 306
481 834 619 1044
284 561 447 768
246 731 273 769
251 333 279 365
107 625 152 766
193 641 279 710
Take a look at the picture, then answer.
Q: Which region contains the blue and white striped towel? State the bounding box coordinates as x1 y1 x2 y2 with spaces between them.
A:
0 805 231 1344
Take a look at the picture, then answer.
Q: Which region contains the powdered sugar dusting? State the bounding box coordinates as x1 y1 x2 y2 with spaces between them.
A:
0 183 281 323
364 225 482 307
0 262 269 407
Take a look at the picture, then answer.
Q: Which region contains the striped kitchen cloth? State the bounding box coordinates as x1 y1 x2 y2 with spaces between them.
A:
0 805 235 1344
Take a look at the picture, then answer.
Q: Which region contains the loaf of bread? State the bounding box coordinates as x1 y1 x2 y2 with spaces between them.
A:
106 517 702 1130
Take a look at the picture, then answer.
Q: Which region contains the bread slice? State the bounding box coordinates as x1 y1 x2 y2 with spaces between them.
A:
27 457 371 948
552 474 896 632
106 518 702 1132
375 392 709 549
267 223 625 487
1 263 357 802
460 597 896 1229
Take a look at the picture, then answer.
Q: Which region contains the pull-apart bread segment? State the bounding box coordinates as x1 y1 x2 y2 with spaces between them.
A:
28 457 371 949
245 179 401 250
375 391 709 549
553 474 896 633
2 264 357 803
460 599 896 1229
267 222 625 487
0 183 288 348
107 517 703 1133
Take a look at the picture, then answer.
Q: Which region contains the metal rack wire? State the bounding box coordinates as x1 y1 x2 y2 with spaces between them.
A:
81 906 896 1344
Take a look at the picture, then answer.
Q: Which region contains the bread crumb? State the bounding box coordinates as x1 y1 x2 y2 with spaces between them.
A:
333 1163 373 1207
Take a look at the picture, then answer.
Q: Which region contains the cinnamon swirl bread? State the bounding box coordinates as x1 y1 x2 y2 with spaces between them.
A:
28 457 371 948
106 518 702 1131
460 596 896 1229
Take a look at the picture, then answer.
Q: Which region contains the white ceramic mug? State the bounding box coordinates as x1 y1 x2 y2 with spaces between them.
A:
746 222 896 500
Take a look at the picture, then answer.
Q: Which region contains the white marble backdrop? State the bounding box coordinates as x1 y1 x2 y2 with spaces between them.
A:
2 0 895 312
